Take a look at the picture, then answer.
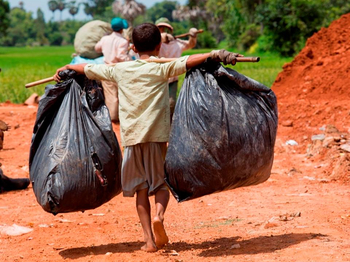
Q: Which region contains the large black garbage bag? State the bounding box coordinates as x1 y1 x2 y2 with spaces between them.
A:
165 61 278 202
29 70 122 215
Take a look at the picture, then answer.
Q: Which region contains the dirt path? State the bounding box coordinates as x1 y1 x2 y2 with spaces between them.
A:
0 102 349 262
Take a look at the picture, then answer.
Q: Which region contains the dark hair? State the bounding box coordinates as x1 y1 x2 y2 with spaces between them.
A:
132 23 161 52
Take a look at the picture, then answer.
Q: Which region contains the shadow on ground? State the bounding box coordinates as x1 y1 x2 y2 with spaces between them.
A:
59 233 326 259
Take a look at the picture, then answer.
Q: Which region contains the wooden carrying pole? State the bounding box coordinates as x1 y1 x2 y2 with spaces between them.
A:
145 56 260 63
25 76 55 88
25 56 260 88
174 29 204 39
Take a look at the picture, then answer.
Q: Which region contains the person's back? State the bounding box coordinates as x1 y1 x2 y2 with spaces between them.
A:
95 17 130 64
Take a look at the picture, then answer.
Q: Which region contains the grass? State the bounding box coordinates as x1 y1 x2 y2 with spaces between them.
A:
194 218 243 229
0 46 75 103
0 46 292 103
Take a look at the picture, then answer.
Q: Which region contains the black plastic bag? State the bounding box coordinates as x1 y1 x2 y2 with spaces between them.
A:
165 62 278 202
29 70 122 214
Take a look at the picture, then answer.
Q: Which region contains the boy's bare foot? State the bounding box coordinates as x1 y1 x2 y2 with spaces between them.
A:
141 242 157 252
153 217 169 248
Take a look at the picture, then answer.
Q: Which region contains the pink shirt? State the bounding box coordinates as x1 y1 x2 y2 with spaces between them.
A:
159 39 195 58
159 38 196 82
95 32 130 64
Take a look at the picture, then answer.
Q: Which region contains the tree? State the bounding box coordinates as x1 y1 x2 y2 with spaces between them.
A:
83 0 114 18
112 0 145 26
3 7 36 46
48 0 58 20
146 1 177 23
205 0 260 48
68 1 79 19
173 0 224 44
322 0 350 27
0 0 10 37
57 0 66 21
35 8 48 45
256 0 324 56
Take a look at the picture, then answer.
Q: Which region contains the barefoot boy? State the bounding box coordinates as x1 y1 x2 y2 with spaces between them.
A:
54 23 241 252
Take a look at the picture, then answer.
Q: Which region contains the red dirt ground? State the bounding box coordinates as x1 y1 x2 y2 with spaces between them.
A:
1 14 350 262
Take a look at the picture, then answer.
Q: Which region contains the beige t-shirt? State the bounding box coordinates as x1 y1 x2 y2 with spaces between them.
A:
84 56 189 146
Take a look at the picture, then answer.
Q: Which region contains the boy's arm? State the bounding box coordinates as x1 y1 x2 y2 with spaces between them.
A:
53 63 87 82
186 53 210 69
186 50 243 70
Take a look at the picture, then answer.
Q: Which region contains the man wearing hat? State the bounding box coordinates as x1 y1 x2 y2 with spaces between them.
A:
155 17 199 122
95 17 130 123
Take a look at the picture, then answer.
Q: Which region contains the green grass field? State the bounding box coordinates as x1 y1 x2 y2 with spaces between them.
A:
0 46 292 103
0 46 75 103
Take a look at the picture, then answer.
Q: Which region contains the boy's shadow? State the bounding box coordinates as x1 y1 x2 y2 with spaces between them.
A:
169 233 326 257
59 233 326 259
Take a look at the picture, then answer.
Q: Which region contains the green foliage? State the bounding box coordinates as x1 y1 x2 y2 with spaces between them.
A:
196 31 216 48
0 6 85 47
91 5 114 22
56 20 85 45
82 0 114 17
146 1 178 23
0 0 10 36
171 20 190 35
1 7 37 46
3 0 350 58
35 9 48 46
237 23 261 50
321 0 350 26
206 0 249 48
256 0 324 57
203 0 350 56
48 32 64 46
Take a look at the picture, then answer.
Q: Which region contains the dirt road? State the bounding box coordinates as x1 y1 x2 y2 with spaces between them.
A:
0 102 349 262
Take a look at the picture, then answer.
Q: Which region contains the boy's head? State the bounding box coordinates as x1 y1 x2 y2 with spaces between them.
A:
132 23 161 53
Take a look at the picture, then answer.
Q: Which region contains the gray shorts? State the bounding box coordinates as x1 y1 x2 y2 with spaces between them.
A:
121 142 168 197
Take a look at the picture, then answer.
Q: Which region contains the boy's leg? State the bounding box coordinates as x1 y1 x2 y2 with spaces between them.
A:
136 188 157 252
153 189 170 248
101 80 119 123
168 80 178 122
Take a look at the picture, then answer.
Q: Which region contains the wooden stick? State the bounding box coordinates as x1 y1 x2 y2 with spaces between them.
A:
25 76 54 88
25 56 260 88
145 56 260 63
174 29 204 39
236 57 260 62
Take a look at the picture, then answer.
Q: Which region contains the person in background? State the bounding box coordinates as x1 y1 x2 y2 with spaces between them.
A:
54 23 241 252
156 17 199 121
124 27 140 61
0 167 30 193
95 17 131 123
